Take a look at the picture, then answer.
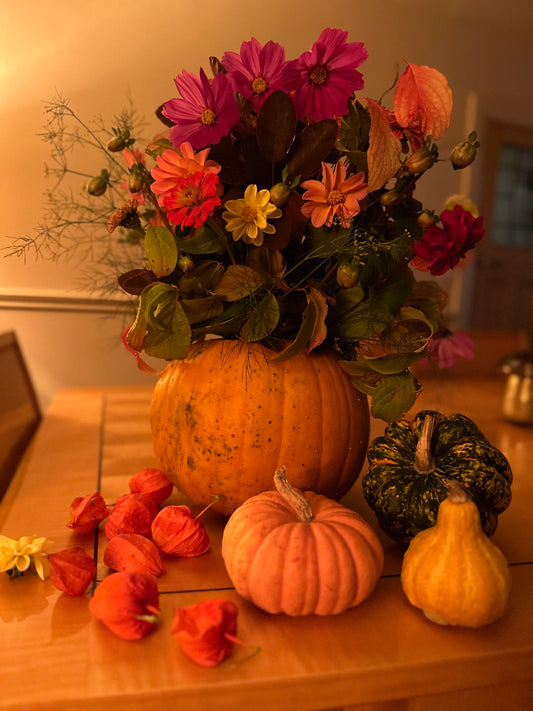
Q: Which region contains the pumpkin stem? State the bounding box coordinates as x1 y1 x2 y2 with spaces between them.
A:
273 466 314 522
444 478 470 504
414 412 438 475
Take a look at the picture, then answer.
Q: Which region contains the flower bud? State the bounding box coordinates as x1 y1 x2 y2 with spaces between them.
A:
450 132 479 170
178 255 195 273
417 210 436 228
87 170 109 196
128 166 144 193
404 145 438 174
107 136 127 152
336 261 359 288
269 182 291 207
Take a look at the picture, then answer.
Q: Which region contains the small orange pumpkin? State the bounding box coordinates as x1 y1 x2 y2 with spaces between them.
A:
150 340 369 515
221 467 384 616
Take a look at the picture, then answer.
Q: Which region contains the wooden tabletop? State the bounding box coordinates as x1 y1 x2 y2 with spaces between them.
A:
1 376 532 711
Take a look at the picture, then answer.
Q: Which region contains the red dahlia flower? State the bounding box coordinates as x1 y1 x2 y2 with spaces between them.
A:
89 572 160 640
163 69 240 150
413 205 485 276
159 171 221 229
283 27 368 121
222 37 289 111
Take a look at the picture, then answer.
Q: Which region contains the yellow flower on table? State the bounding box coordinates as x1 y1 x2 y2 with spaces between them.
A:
0 534 51 580
222 184 282 246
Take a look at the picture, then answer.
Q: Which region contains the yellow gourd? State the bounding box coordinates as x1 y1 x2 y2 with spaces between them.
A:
400 480 511 627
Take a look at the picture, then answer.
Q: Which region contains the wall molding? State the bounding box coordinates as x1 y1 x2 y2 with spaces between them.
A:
0 290 134 314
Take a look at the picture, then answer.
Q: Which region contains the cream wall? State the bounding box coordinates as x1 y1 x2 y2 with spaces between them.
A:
1 0 533 410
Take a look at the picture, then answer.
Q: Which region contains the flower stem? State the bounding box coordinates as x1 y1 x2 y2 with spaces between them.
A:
207 218 237 265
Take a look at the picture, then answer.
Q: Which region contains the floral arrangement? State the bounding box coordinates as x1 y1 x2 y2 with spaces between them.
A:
14 28 484 421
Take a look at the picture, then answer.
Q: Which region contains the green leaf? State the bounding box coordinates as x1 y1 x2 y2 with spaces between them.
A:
286 119 338 180
329 286 390 341
273 299 318 362
144 300 191 360
240 293 280 341
213 265 265 301
176 226 224 255
364 351 423 374
180 296 224 325
256 91 297 164
178 261 225 296
370 372 418 422
144 226 177 277
307 225 352 258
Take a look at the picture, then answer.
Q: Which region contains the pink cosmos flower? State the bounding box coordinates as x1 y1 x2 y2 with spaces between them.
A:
427 331 475 369
283 28 368 120
413 205 485 276
222 37 289 111
162 69 240 150
301 161 368 227
159 171 221 229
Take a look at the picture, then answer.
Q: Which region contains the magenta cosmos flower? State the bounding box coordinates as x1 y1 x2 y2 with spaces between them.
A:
162 69 240 150
283 28 368 121
222 37 289 111
427 331 474 369
413 205 485 276
301 161 368 228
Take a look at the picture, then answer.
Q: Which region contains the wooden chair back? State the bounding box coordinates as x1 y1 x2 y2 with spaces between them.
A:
0 332 41 499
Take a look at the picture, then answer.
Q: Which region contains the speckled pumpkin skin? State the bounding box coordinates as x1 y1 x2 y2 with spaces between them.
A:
363 410 513 542
150 340 370 515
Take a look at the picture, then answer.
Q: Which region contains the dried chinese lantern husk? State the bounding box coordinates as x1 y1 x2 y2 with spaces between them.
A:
150 340 370 515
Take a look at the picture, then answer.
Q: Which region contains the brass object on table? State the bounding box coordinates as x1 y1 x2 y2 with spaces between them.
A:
500 351 533 425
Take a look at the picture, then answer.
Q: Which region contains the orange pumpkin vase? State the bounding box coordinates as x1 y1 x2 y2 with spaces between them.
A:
221 467 384 615
150 340 370 515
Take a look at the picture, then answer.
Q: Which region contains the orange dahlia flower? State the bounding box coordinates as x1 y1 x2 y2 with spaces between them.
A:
301 161 368 228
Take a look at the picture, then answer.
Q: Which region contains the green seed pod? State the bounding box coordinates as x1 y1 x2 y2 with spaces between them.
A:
87 170 109 196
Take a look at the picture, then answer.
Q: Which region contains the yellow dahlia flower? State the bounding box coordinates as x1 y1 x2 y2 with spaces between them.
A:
222 184 282 246
0 534 51 580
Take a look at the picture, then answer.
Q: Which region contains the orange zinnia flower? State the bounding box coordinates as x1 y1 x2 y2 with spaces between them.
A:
301 161 368 228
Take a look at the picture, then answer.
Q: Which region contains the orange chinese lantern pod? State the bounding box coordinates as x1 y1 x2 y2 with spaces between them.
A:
49 547 97 596
128 468 174 506
151 505 210 557
171 598 239 666
104 494 158 539
103 533 165 577
88 572 160 640
67 492 111 533
222 467 384 616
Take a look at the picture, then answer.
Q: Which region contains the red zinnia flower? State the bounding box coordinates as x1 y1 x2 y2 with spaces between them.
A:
128 468 173 507
163 69 240 150
171 598 238 666
222 37 289 111
49 547 97 596
88 572 160 641
104 494 158 539
283 28 368 121
413 205 485 276
151 505 210 557
160 171 221 229
67 492 111 533
103 533 165 577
